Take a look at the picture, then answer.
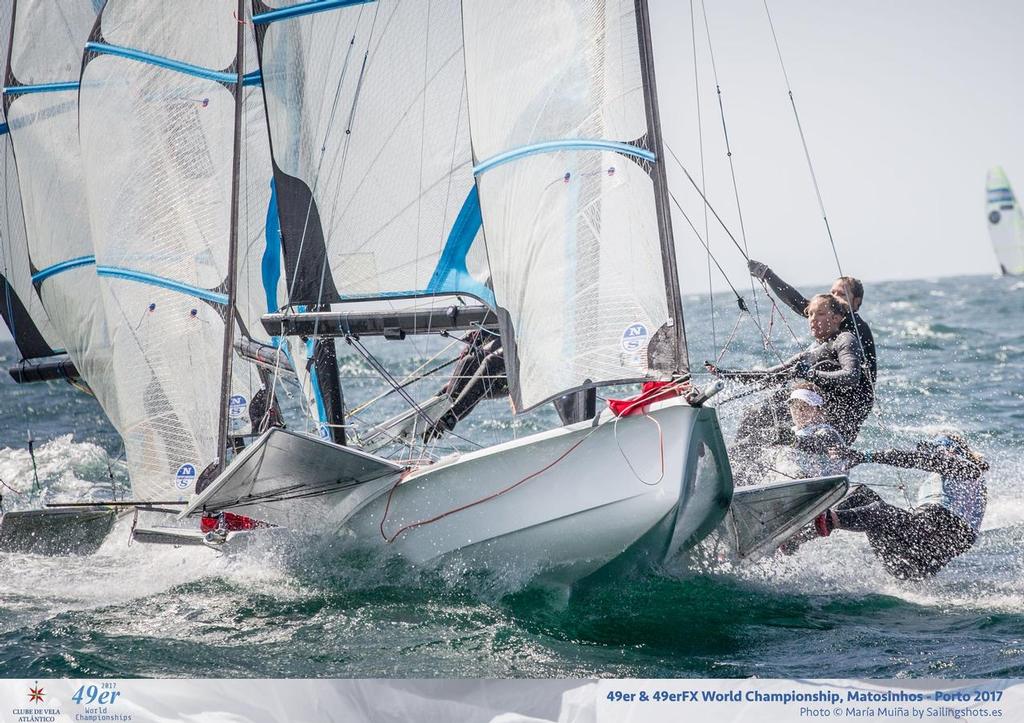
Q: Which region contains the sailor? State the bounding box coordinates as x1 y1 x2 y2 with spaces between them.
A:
423 330 508 441
707 293 874 447
738 381 847 485
747 261 877 385
808 433 988 580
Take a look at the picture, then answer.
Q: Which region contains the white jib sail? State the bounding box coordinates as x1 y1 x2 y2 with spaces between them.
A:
986 166 1024 276
462 0 682 411
5 1 124 420
79 0 270 500
0 5 61 361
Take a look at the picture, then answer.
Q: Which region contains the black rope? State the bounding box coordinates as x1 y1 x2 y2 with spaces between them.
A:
345 336 483 449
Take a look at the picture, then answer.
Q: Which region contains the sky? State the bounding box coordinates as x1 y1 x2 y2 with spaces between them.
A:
650 0 1024 294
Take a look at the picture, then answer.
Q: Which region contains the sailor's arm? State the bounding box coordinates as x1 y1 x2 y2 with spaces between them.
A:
846 448 984 480
704 351 803 385
804 333 863 388
748 260 810 316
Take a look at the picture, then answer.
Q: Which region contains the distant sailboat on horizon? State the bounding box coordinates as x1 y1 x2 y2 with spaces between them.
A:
985 166 1024 276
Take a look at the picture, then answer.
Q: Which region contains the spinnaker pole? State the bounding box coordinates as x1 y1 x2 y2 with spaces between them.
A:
215 0 247 474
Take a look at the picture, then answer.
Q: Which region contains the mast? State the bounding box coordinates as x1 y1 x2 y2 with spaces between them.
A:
216 0 246 473
634 0 688 372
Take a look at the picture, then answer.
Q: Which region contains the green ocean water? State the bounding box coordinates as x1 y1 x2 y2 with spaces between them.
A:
0 274 1022 678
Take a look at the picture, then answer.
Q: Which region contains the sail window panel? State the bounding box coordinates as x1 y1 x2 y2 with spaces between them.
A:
463 0 647 162
80 57 234 291
98 0 238 71
477 151 669 410
8 1 98 86
260 0 484 303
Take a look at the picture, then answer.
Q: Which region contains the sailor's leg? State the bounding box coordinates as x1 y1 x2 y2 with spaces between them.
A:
831 485 912 534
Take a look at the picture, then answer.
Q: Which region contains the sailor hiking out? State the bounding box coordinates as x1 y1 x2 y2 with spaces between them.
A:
782 433 987 580
707 292 874 454
747 261 877 385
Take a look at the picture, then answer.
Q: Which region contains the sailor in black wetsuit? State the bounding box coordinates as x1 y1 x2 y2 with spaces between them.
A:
748 261 876 387
804 434 988 580
423 330 507 441
707 293 875 449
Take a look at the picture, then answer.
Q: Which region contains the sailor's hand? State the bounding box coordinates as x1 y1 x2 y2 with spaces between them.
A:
704 360 722 376
790 359 811 379
747 259 770 280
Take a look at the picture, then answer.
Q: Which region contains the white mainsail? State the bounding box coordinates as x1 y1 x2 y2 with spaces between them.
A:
0 5 61 362
986 166 1024 276
5 1 123 417
462 0 686 411
79 0 273 500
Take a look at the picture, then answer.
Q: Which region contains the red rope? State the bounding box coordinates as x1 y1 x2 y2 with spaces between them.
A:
379 429 597 544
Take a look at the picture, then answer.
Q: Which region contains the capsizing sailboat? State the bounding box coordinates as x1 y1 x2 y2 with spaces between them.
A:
986 166 1024 276
162 0 847 586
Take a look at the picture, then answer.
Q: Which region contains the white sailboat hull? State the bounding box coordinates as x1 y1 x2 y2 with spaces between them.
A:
184 398 734 586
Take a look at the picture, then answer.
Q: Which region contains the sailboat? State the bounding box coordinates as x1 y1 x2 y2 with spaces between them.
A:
986 166 1024 276
0 0 121 553
165 0 847 585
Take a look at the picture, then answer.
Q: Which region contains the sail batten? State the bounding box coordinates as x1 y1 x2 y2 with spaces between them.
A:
95 266 230 304
473 139 656 176
31 256 97 284
2 82 80 96
252 0 377 26
84 42 262 86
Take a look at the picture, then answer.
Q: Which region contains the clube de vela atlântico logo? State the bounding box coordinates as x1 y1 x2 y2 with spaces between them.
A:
9 680 62 723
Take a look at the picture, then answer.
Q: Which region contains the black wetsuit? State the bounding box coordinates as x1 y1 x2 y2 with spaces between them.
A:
424 332 507 440
758 266 877 384
831 449 986 580
720 330 874 447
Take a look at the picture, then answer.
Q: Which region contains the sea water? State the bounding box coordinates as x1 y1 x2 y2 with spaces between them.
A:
0 274 1021 678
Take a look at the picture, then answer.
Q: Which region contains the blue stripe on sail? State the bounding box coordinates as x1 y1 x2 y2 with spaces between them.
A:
262 178 283 315
3 81 80 96
85 42 262 86
473 139 657 176
424 186 494 305
0 123 8 135
32 256 96 284
96 266 228 304
329 188 494 307
253 0 375 25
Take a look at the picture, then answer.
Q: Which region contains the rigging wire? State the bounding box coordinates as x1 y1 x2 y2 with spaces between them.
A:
666 186 789 365
690 0 716 351
762 1 912 504
762 0 843 275
698 0 764 334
